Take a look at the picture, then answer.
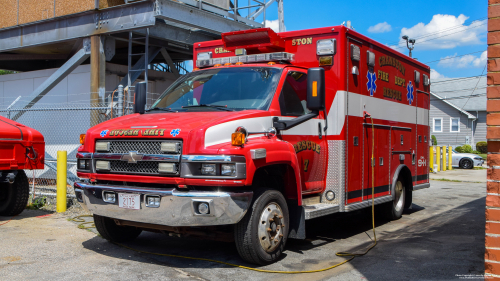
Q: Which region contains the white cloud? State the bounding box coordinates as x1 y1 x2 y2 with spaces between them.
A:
438 51 487 68
398 14 486 50
430 69 447 79
368 22 392 33
265 19 285 32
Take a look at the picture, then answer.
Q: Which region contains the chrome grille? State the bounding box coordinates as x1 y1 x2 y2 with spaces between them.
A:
109 160 160 174
109 141 163 154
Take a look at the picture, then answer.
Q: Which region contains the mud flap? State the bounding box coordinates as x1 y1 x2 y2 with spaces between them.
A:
287 201 306 239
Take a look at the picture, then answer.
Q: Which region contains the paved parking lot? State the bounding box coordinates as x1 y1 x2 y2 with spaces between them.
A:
0 180 485 280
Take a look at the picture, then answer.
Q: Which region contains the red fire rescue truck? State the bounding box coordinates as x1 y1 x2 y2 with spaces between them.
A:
0 116 45 216
75 26 430 265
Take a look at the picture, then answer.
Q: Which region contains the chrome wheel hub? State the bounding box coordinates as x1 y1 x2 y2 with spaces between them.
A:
394 181 404 212
258 203 284 252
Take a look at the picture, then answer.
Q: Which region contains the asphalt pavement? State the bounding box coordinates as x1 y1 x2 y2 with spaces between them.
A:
0 180 485 280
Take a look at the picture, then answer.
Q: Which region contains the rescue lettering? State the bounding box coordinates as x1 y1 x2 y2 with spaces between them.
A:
383 87 402 101
214 47 230 54
292 37 313 46
379 56 405 75
109 129 140 136
108 129 167 136
294 141 320 154
395 76 406 87
377 70 389 82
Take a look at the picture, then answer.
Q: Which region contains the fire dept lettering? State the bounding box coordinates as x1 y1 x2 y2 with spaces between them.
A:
377 70 389 82
379 56 406 75
108 129 166 136
292 37 313 46
294 141 320 154
395 76 406 87
214 47 230 54
383 87 402 101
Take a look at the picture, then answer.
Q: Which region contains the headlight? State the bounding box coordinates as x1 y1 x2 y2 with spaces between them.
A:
161 142 179 153
95 160 110 171
474 157 483 160
159 163 176 174
201 164 216 175
95 142 110 152
221 164 236 176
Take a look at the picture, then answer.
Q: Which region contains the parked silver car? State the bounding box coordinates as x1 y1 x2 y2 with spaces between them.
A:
450 149 484 169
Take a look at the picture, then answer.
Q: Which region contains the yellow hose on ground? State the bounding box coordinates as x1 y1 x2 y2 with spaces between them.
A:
72 215 95 229
71 117 378 274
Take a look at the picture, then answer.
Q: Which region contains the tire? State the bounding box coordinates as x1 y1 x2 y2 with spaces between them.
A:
381 177 405 220
234 189 289 265
460 158 473 169
0 170 29 216
93 214 142 242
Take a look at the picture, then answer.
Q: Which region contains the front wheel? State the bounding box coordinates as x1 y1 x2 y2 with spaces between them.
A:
460 158 473 169
234 189 289 265
93 214 142 242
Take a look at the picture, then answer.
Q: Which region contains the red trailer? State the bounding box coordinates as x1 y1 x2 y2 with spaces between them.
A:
75 26 430 264
0 116 45 216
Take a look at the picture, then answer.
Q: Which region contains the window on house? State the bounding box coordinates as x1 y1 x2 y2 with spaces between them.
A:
433 118 442 132
450 118 460 132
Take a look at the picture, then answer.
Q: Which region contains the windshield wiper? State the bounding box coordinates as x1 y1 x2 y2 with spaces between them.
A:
181 104 234 111
145 107 177 113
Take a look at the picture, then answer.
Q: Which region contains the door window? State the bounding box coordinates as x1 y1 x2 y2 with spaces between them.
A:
279 71 310 116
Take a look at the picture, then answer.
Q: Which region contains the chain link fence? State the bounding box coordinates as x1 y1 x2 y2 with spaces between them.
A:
0 90 160 202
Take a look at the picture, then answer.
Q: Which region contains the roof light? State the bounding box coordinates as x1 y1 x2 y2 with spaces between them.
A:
224 63 232 66
268 62 276 65
196 52 294 69
214 64 222 67
236 62 244 65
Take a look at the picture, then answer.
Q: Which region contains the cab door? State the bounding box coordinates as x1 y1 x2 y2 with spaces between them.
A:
279 69 327 194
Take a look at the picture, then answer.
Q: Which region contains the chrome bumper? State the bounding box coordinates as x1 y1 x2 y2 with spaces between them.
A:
74 182 253 227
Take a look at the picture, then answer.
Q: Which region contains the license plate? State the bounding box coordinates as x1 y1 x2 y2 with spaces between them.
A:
118 193 141 210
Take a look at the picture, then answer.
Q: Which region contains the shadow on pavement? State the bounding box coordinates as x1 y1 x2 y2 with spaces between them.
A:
0 209 53 221
80 198 483 278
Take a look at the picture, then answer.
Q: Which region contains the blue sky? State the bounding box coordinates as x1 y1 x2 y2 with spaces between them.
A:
258 0 486 79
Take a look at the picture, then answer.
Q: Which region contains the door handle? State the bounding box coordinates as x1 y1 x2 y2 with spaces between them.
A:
318 122 322 139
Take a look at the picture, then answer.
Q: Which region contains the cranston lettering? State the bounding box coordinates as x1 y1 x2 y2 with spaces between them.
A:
292 37 313 46
379 56 406 75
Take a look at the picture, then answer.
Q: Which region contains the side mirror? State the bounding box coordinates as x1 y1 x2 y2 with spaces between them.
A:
134 82 147 114
306 68 325 111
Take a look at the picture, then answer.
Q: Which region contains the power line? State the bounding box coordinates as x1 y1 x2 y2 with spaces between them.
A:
414 23 486 45
431 75 486 84
424 50 486 64
385 16 487 46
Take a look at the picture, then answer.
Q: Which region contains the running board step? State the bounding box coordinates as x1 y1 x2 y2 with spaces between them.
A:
304 204 339 220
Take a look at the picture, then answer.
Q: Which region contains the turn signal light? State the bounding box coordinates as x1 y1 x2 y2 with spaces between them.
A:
231 132 246 146
224 63 232 66
79 134 86 144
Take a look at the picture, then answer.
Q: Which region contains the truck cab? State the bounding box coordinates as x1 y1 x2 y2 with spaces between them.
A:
75 26 431 265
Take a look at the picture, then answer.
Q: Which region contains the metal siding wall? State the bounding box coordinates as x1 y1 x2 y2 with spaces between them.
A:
471 111 487 145
430 99 473 146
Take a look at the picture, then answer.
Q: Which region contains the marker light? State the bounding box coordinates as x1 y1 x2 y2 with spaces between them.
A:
197 52 212 60
231 132 246 146
80 134 86 144
198 202 210 214
224 63 232 66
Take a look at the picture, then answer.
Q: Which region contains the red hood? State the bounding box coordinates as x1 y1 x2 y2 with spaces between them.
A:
0 116 44 142
84 110 271 153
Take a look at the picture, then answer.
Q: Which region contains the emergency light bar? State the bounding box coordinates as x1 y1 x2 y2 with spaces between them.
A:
196 52 295 68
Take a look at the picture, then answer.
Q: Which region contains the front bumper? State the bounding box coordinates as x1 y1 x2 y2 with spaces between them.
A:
74 182 253 227
474 159 484 167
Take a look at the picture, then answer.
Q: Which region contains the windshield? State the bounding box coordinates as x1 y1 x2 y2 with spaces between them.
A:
150 67 283 111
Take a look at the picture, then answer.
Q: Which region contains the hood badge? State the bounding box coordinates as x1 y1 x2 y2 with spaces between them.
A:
121 151 144 163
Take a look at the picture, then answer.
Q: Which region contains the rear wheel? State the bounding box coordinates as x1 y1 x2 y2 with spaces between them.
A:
0 170 29 216
381 177 405 220
460 158 473 169
234 189 289 265
93 214 142 242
